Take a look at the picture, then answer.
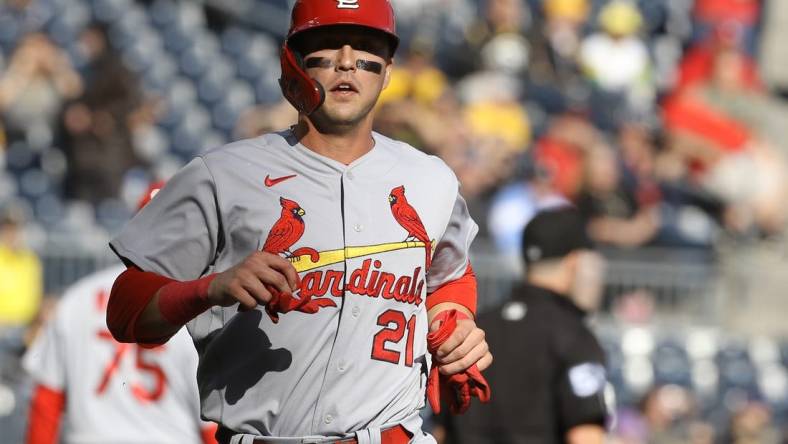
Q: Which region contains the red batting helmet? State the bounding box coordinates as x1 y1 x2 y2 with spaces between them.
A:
279 0 400 115
136 181 166 211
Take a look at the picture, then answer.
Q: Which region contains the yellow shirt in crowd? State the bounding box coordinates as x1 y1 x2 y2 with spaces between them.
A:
0 245 42 326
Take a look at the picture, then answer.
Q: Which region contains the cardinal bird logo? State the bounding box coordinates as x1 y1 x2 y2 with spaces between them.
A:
389 185 432 271
262 197 320 262
263 197 306 256
261 197 330 323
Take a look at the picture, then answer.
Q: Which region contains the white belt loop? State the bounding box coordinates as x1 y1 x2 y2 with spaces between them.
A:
354 426 381 444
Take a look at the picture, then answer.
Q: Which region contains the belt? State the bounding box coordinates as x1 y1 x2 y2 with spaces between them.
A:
334 425 411 444
217 424 412 444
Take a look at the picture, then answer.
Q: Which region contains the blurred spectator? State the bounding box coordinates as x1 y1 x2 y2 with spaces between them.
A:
724 401 781 444
675 22 763 95
662 48 788 235
0 33 82 148
441 0 530 78
638 384 707 444
0 204 42 328
487 159 568 262
523 0 590 113
693 47 788 150
691 0 760 56
235 100 298 139
531 112 596 199
759 0 788 95
378 39 450 107
579 1 654 128
59 24 145 205
576 142 660 248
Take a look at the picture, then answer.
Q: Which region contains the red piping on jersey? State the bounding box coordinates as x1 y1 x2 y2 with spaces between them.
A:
426 263 477 315
26 384 65 444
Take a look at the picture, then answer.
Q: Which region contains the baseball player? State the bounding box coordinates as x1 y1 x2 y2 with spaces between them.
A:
106 1 492 443
22 183 217 444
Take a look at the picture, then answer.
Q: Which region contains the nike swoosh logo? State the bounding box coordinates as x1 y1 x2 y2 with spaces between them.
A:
265 174 297 187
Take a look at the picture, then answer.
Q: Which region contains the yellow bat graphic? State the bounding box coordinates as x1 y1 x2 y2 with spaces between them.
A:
288 240 435 273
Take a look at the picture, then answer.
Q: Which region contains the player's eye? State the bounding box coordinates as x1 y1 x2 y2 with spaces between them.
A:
304 57 383 74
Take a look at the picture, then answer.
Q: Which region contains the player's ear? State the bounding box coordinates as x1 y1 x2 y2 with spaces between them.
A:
382 59 393 90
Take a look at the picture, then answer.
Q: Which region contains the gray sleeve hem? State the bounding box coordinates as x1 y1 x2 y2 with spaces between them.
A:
108 239 162 274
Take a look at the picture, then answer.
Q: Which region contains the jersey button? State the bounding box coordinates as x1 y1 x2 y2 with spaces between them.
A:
351 306 360 318
353 223 363 232
324 414 334 424
338 362 346 372
346 171 355 180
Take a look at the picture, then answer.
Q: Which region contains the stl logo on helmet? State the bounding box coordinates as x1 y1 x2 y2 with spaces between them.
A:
336 0 360 9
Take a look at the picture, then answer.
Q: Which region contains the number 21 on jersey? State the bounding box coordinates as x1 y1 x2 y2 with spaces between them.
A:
371 309 417 366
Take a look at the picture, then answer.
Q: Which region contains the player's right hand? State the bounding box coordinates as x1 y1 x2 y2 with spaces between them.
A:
206 252 300 310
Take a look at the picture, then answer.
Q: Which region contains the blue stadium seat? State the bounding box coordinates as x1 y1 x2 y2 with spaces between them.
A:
18 169 51 200
4 142 36 173
221 26 251 58
141 54 178 93
90 0 130 24
149 0 179 29
162 26 193 55
179 44 211 79
0 173 19 204
198 65 235 105
236 36 277 81
255 72 284 105
653 341 692 386
718 358 758 392
0 14 21 52
211 81 255 132
34 193 66 229
96 197 132 232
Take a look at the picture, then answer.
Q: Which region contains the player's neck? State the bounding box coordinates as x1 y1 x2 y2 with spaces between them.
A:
294 118 375 165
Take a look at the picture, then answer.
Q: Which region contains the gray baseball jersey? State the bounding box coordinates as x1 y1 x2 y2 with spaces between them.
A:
22 265 207 443
110 130 478 440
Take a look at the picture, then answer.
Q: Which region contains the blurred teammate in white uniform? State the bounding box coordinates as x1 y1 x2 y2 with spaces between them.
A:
22 183 216 444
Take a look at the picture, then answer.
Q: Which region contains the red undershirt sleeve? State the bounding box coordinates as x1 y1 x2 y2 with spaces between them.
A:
25 384 65 444
426 263 477 315
107 266 174 345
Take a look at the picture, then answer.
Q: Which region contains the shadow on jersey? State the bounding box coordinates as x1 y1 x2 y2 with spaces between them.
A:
195 310 293 405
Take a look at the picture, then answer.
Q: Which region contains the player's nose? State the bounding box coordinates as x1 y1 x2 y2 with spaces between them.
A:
336 45 356 72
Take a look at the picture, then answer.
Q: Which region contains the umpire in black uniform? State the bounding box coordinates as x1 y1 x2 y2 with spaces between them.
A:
452 208 609 444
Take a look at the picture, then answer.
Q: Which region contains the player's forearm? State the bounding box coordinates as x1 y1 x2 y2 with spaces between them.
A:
428 302 473 323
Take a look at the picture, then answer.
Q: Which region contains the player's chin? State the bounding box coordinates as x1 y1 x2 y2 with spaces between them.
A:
322 107 366 127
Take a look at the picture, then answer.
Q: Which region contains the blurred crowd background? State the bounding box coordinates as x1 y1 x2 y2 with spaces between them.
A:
1 0 787 442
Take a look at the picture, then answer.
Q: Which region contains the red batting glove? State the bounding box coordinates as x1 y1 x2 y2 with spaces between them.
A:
264 287 336 323
426 310 491 414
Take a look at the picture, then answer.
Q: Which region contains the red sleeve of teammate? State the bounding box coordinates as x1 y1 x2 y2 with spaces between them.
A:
26 384 65 444
426 263 477 315
201 423 219 444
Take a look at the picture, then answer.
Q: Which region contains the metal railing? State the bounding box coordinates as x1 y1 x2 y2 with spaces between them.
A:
37 245 721 319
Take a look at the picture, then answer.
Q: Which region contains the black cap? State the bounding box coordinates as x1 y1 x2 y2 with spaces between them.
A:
521 207 592 264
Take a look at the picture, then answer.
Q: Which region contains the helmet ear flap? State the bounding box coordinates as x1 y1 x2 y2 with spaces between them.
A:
279 43 325 115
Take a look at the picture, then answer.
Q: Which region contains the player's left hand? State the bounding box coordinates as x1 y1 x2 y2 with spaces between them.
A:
430 315 492 376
